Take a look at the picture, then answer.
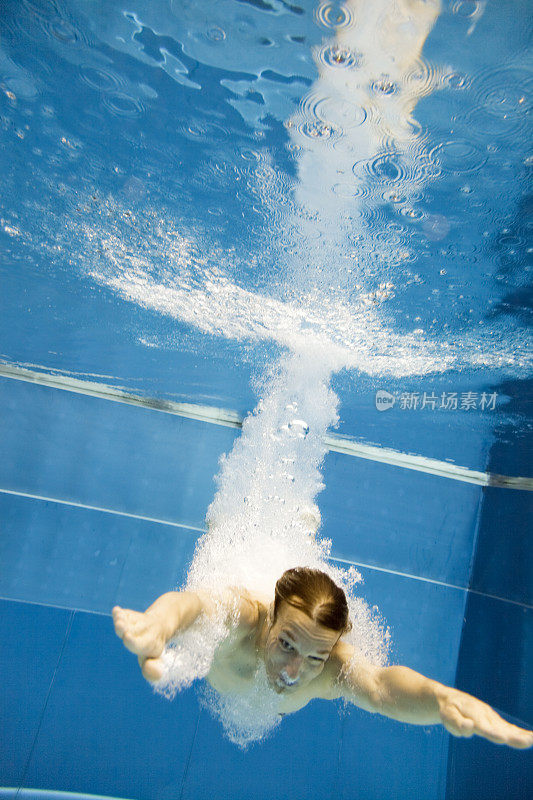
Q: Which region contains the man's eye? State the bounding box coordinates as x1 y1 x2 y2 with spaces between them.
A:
279 638 293 651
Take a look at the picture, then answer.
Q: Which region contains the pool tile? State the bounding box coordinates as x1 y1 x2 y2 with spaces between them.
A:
0 601 72 789
21 610 200 800
0 493 199 614
181 699 342 800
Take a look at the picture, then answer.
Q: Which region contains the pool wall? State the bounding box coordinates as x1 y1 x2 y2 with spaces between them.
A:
1 375 531 800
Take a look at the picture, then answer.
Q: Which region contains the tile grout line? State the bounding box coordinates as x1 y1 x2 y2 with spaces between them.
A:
329 557 533 610
0 488 206 532
178 705 203 800
16 611 76 798
0 489 530 611
0 596 112 616
0 484 529 607
2 363 532 490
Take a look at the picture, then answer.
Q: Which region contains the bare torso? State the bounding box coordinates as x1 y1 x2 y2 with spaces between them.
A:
205 592 340 715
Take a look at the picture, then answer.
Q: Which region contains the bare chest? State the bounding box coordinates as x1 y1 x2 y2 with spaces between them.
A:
205 634 314 715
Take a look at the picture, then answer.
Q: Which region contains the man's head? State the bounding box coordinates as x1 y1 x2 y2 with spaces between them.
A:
263 567 351 693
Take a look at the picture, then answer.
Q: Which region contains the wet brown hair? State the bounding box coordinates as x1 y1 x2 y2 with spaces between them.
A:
273 567 352 634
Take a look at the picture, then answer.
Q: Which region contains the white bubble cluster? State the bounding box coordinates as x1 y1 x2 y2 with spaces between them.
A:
153 353 390 744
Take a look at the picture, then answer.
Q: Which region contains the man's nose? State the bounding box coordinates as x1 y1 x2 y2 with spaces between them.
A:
285 655 303 679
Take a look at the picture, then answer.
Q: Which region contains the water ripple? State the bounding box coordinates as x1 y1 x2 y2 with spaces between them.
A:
21 0 88 47
315 2 355 30
429 138 487 174
467 65 532 138
403 58 441 99
44 16 80 44
302 90 367 131
316 44 360 70
21 0 61 21
370 76 399 97
181 119 232 142
102 92 144 119
451 0 483 19
80 65 124 93
442 71 470 91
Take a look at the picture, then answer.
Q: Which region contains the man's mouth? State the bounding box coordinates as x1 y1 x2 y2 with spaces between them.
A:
278 673 298 688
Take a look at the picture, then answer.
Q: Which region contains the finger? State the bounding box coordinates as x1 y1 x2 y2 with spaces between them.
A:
471 708 532 748
141 656 164 683
112 609 127 638
467 711 533 749
495 725 533 750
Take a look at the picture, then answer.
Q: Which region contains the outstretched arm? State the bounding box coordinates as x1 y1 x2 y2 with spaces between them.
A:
112 587 259 683
320 644 533 749
373 665 533 748
112 591 207 681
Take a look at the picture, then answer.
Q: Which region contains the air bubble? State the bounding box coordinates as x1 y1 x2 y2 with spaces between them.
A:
287 419 310 438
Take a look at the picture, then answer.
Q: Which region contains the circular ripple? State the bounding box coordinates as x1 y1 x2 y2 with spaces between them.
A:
497 233 526 249
1 57 40 99
478 68 531 117
289 105 341 143
382 189 406 204
299 119 337 140
20 1 88 47
182 120 231 141
102 92 144 118
368 153 406 182
399 206 425 221
44 17 80 43
429 139 487 174
331 182 370 199
452 0 481 19
80 65 123 92
371 75 399 96
206 26 226 43
353 149 435 193
315 2 354 30
312 94 366 130
468 66 532 138
403 59 440 99
317 44 360 69
442 71 470 91
240 148 261 162
22 0 61 20
374 230 401 246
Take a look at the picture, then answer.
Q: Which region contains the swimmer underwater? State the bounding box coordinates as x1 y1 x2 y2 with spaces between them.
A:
113 566 533 749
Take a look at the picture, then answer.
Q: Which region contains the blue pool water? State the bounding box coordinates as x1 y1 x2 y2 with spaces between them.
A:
1 0 532 798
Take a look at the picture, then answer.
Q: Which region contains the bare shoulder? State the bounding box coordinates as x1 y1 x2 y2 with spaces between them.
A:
195 586 266 637
312 639 381 713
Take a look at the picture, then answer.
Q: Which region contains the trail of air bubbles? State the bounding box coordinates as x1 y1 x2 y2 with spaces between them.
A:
156 351 390 746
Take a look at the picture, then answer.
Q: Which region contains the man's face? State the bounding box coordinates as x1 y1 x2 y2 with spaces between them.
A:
263 600 339 693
